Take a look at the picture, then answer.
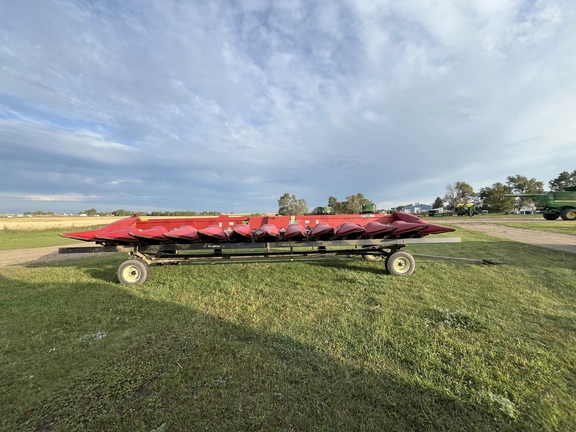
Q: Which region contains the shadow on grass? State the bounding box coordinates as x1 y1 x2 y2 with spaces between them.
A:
26 253 126 282
0 275 528 431
301 257 387 275
478 241 576 271
409 239 576 272
24 231 575 286
33 253 390 281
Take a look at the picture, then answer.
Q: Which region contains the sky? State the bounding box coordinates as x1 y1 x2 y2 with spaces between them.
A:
1 0 575 214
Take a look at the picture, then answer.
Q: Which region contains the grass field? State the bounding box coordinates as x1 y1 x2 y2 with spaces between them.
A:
0 228 84 250
501 221 576 236
1 225 575 431
0 216 122 231
0 216 117 250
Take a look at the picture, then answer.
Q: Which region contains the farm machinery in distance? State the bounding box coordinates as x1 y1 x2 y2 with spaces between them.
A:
455 203 479 217
502 187 576 220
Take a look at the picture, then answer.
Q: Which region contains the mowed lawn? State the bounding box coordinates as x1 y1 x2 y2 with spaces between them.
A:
0 227 575 431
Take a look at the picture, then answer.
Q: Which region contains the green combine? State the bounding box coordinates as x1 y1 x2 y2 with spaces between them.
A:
502 187 576 220
310 206 332 215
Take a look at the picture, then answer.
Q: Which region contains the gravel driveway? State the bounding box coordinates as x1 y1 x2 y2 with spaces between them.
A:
0 245 112 267
449 220 576 254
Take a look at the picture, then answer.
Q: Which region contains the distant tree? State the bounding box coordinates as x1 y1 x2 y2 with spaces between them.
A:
394 203 413 211
506 174 544 194
327 196 347 214
327 196 338 213
112 209 131 216
30 210 55 216
548 170 576 191
478 182 513 213
431 197 444 209
278 193 308 215
444 181 475 210
506 174 544 211
83 208 98 216
344 193 372 214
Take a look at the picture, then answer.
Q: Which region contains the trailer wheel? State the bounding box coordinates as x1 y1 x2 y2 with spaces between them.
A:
543 213 559 220
118 259 150 285
385 251 416 276
560 208 576 221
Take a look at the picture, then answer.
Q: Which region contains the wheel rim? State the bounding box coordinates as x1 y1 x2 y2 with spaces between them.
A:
393 257 411 274
567 210 576 219
122 264 141 283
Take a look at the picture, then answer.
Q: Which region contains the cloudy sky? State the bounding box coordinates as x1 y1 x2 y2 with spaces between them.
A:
1 0 575 214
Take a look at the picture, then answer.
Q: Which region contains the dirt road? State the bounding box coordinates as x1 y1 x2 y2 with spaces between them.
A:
0 246 112 267
449 220 576 254
0 221 574 267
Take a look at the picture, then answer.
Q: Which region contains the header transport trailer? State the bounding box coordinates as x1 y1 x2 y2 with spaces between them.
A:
59 211 461 285
502 187 576 220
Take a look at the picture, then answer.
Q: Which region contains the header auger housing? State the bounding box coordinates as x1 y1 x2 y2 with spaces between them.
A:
502 187 576 220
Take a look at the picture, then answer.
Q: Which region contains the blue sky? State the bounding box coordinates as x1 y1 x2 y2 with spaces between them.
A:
1 0 575 214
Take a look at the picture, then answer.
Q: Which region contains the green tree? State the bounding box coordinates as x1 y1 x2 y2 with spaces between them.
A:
478 183 513 213
444 181 475 210
506 174 544 194
431 197 444 209
327 196 338 213
327 196 347 214
31 210 55 216
278 193 308 215
83 208 98 216
345 193 372 214
548 170 576 191
395 203 413 211
506 175 544 211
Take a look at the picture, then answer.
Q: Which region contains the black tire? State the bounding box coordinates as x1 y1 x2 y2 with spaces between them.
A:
385 251 416 276
117 259 150 285
560 208 576 221
543 213 560 220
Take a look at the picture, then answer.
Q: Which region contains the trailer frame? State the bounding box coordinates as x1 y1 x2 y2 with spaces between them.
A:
59 237 462 285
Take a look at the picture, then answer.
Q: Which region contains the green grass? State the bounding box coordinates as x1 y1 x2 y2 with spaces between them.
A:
500 222 576 236
1 229 575 431
0 228 91 250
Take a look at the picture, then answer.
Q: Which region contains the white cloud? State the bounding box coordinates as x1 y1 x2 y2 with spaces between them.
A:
0 118 138 164
1 193 99 202
0 0 575 213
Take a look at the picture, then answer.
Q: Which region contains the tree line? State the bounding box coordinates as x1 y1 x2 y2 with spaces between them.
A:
277 192 374 215
106 210 222 217
277 170 576 215
8 170 574 217
443 170 575 213
66 209 221 217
